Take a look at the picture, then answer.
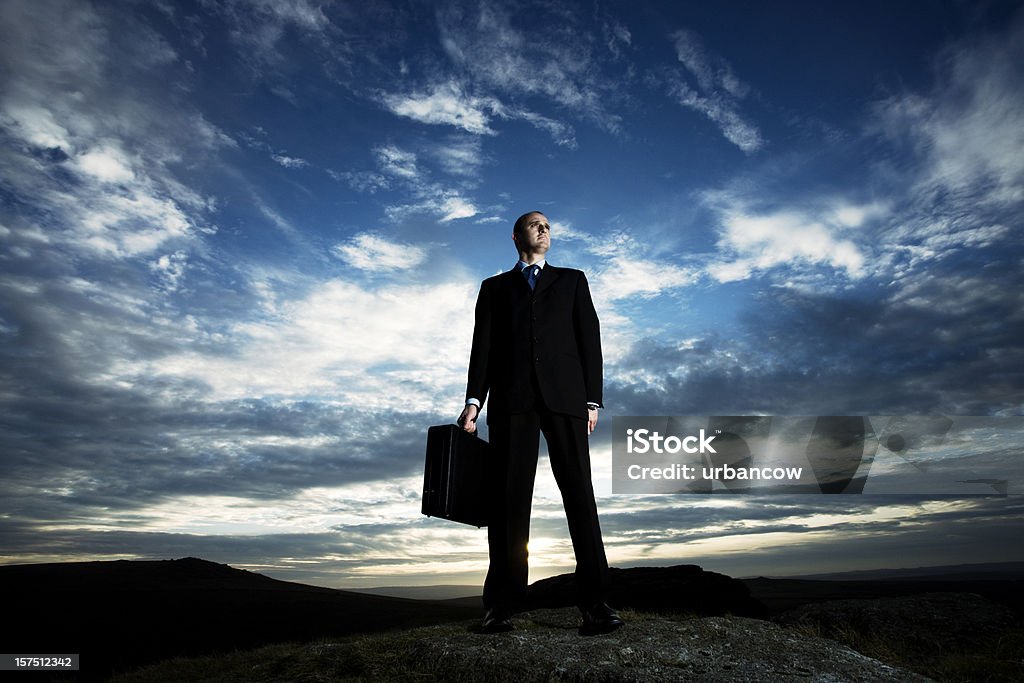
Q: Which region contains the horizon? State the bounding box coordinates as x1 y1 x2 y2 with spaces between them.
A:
2 0 1023 590
6 554 1024 593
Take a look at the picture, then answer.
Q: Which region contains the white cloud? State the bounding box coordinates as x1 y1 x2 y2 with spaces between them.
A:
382 193 478 223
0 0 223 260
547 219 591 243
604 20 632 59
439 196 478 222
253 197 300 240
330 169 390 194
252 0 329 32
374 145 420 180
0 145 200 259
708 207 865 283
271 154 309 168
557 224 654 262
150 250 189 292
191 113 238 150
332 233 427 272
832 203 885 228
382 81 497 135
592 259 698 302
216 0 332 67
668 81 763 153
0 103 73 150
73 146 136 183
874 14 1024 209
385 8 601 148
672 29 748 98
367 142 480 223
154 278 479 410
667 29 763 153
431 136 485 177
848 14 1024 283
436 2 623 133
509 108 578 148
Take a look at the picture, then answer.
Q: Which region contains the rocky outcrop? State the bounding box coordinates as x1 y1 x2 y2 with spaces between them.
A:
527 564 766 617
398 608 931 682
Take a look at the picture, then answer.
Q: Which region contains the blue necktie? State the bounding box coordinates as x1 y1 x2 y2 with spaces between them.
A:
524 264 540 290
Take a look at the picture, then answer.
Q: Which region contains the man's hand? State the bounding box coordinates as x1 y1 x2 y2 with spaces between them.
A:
587 407 599 435
458 403 479 433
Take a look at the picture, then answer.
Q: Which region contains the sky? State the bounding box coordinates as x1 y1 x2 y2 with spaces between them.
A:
1 0 1023 589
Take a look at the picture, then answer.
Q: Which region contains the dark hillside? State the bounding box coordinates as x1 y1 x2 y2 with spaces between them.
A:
0 557 478 680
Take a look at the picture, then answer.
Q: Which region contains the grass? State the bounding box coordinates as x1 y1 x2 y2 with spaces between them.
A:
787 620 1024 682
110 622 478 683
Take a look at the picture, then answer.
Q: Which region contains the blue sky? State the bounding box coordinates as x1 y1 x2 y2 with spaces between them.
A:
1 0 1022 588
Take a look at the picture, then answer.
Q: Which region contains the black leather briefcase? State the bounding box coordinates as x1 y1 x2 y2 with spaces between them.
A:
422 424 491 527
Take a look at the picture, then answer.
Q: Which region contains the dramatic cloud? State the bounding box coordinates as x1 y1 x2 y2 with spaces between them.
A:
1 1 1019 586
0 0 222 263
152 277 476 408
874 15 1024 209
868 12 1024 292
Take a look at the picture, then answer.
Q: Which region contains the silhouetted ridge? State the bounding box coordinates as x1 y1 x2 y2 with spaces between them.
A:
743 574 1024 615
0 557 478 681
0 556 297 592
527 564 767 617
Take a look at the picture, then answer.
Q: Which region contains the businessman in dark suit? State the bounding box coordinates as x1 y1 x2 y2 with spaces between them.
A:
458 211 623 636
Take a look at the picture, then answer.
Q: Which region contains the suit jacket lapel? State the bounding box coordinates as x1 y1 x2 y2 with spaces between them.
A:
503 267 531 295
533 263 560 297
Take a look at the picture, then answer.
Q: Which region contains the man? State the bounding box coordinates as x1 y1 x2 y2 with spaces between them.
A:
458 210 623 636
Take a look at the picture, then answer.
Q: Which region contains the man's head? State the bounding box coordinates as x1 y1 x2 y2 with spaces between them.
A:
512 211 550 258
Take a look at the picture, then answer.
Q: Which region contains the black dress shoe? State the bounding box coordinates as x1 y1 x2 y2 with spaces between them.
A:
579 602 624 636
481 607 514 633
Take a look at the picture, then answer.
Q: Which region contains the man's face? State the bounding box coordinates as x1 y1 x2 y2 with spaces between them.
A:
514 212 550 255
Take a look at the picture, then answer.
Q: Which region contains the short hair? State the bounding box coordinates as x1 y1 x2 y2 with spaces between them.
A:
513 211 546 235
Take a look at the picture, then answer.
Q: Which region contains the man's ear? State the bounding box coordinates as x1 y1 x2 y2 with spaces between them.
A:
511 231 519 245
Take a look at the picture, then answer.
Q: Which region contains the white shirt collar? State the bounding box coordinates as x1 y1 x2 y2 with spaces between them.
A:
516 259 546 271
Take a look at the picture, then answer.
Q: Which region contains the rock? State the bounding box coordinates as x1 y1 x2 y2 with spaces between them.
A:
399 608 932 682
527 565 766 617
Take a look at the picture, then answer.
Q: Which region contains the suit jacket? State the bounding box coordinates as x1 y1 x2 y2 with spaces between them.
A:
466 264 602 420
